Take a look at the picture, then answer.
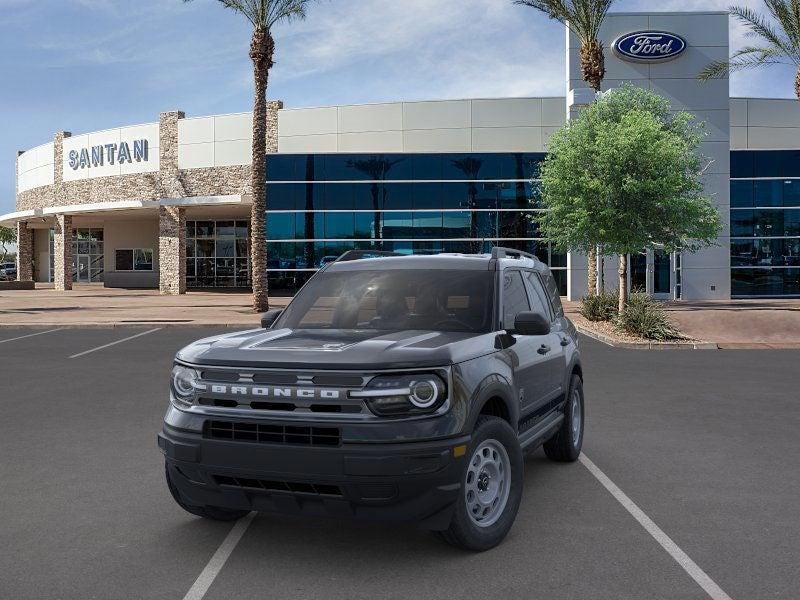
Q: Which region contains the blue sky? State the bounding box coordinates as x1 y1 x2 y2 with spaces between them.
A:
1 0 797 215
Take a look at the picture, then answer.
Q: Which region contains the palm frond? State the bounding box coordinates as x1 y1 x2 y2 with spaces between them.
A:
764 0 800 46
699 46 788 80
515 0 616 43
730 5 800 64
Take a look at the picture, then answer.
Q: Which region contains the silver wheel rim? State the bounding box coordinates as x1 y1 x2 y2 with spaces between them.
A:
464 439 511 528
571 388 582 448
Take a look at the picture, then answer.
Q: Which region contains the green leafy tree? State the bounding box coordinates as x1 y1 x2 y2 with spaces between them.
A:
699 2 800 100
0 226 15 263
184 0 315 311
537 85 722 313
515 0 616 294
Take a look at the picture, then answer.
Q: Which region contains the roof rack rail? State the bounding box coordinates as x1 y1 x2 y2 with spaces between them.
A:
335 250 404 262
490 247 538 261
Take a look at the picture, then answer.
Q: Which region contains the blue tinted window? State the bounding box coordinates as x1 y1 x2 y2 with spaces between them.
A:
754 180 783 207
382 212 413 238
381 183 413 210
413 212 443 238
730 181 753 208
412 155 442 180
442 183 470 209
730 210 753 237
754 151 783 177
732 268 800 296
267 184 298 210
783 180 800 207
355 213 377 238
266 213 295 240
443 212 472 237
730 151 754 178
412 182 443 209
324 183 353 210
266 155 297 181
324 213 354 239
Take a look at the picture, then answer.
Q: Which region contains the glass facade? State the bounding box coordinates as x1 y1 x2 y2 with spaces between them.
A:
731 151 800 297
47 228 105 283
186 220 251 288
264 153 567 295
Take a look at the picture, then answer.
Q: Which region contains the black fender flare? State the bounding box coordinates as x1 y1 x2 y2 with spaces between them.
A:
465 373 518 431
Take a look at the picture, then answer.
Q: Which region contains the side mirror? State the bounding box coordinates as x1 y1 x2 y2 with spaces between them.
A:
260 309 283 329
513 311 551 336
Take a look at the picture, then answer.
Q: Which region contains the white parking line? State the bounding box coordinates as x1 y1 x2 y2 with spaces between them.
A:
580 453 733 600
182 512 256 600
68 328 162 359
0 329 63 345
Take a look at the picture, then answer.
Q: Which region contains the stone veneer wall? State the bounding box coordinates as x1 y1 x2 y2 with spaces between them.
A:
16 222 33 281
53 214 73 291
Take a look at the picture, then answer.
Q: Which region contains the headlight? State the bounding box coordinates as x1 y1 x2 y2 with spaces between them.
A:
351 373 447 416
171 364 200 407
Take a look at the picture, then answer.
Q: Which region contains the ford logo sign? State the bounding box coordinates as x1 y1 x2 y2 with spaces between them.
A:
613 31 687 62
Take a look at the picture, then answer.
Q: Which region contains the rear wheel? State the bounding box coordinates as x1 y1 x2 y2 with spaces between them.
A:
438 416 523 551
165 463 249 522
543 374 584 462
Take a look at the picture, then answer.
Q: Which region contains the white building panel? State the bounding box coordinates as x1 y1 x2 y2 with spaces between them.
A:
178 142 214 170
338 103 403 133
472 127 543 152
178 117 214 145
403 100 471 130
747 98 800 128
729 99 748 127
214 139 250 167
471 98 542 128
541 98 566 127
402 128 471 153
214 113 252 142
746 127 800 150
730 126 748 149
278 134 338 153
338 130 404 152
648 12 729 48
278 107 338 137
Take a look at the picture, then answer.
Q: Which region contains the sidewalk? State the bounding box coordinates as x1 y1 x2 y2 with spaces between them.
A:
0 284 289 327
563 299 800 349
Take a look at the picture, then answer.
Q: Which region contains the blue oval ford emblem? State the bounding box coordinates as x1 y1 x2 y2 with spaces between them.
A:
613 31 686 62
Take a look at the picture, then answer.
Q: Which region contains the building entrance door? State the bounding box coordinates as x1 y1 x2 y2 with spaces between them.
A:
626 249 674 299
77 256 90 282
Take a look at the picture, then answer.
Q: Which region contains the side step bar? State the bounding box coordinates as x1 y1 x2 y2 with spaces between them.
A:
519 412 564 451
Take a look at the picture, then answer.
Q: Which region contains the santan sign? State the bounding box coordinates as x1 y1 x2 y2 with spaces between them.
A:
68 139 149 170
613 31 687 62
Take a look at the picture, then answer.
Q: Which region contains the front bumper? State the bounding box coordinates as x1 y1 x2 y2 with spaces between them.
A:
158 420 469 530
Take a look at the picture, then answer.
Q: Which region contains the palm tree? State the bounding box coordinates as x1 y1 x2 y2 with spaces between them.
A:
348 157 404 247
515 0 615 295
699 2 800 101
185 0 314 312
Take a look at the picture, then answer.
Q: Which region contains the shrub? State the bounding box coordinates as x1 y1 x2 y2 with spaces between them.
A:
580 290 619 322
614 294 684 340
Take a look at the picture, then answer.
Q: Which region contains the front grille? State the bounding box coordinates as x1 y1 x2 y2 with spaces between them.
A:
213 475 343 497
204 420 341 447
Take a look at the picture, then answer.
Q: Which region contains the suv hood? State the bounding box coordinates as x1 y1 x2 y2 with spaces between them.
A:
176 328 497 370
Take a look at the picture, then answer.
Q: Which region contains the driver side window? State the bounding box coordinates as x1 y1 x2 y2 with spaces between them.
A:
502 271 531 330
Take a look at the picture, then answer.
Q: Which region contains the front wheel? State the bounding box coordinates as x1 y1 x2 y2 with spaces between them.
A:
437 416 523 551
165 463 249 522
543 374 584 462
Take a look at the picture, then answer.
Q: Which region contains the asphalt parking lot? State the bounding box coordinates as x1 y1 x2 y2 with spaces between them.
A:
1 327 798 600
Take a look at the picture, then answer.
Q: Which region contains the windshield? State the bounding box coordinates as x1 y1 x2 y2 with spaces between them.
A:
276 269 496 333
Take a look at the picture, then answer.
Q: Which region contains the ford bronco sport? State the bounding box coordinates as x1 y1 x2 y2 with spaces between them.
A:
159 248 584 551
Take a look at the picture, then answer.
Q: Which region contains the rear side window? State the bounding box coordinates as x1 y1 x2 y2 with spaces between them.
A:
523 271 552 321
543 270 564 317
502 271 530 329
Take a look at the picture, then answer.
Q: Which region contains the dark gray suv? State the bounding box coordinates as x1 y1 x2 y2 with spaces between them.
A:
159 248 583 551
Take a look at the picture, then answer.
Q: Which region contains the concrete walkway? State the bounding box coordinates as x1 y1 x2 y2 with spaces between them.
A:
0 284 289 327
563 298 800 349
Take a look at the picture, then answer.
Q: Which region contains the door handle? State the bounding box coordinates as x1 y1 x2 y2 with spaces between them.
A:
537 344 551 355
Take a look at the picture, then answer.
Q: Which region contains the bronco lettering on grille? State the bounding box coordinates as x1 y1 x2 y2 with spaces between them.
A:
200 384 341 400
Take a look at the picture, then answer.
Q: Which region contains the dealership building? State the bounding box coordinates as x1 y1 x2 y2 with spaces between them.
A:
4 10 800 300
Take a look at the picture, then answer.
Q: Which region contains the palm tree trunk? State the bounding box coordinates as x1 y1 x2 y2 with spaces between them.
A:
618 254 628 314
796 67 800 102
580 40 605 93
249 29 274 313
580 39 604 295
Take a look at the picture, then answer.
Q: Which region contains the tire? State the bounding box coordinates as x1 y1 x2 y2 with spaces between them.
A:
438 416 523 551
543 374 584 462
165 462 249 522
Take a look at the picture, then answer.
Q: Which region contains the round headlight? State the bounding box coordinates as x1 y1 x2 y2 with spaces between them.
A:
171 365 198 400
409 380 438 408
